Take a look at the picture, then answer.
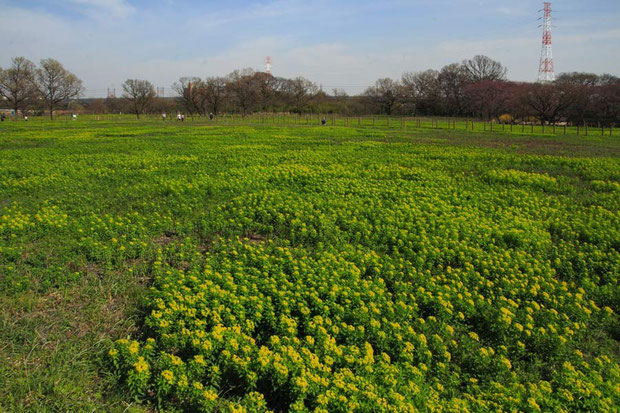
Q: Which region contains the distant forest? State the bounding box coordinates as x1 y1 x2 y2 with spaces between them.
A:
1 55 618 125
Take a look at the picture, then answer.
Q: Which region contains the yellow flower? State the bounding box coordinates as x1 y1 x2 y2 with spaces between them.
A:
128 340 139 354
229 404 245 413
295 376 308 393
133 357 149 374
203 388 218 402
161 370 174 383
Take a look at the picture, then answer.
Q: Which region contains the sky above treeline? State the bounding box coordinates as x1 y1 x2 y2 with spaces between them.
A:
1 0 619 98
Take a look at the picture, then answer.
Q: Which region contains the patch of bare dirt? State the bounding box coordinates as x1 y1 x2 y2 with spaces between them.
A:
242 233 267 244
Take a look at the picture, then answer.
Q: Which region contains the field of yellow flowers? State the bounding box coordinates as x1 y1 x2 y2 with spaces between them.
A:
1 119 619 412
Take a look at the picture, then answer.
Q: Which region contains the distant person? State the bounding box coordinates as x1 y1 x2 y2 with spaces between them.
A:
181 114 185 122
72 113 77 120
209 113 214 121
321 117 326 126
162 112 167 121
24 115 28 121
177 113 182 122
1 114 5 122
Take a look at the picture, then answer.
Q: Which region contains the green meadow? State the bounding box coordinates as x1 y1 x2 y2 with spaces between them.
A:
0 119 618 412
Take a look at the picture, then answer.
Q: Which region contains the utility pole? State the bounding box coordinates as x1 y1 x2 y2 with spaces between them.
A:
537 2 556 82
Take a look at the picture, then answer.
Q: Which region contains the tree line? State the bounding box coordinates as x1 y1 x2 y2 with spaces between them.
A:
365 55 619 126
0 57 83 120
1 55 618 125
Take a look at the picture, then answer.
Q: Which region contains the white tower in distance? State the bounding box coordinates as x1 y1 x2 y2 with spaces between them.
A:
265 56 272 75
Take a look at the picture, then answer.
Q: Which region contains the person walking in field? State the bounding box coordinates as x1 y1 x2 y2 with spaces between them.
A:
209 113 214 121
162 112 167 121
177 113 182 122
321 117 326 126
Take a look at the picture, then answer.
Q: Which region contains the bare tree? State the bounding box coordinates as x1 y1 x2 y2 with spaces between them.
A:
517 82 579 125
287 77 318 113
203 77 227 115
0 57 38 118
465 81 517 120
364 78 401 115
226 68 260 116
438 63 469 116
122 79 155 119
401 70 441 115
462 55 507 83
556 72 608 126
172 77 202 116
590 75 620 126
35 58 83 120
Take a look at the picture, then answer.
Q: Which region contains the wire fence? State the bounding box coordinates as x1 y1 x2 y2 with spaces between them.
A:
5 113 615 138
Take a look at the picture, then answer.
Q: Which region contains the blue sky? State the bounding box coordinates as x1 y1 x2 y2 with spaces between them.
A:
1 0 619 97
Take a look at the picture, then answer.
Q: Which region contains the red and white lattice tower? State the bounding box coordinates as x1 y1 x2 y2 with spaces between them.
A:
537 2 555 82
265 56 272 75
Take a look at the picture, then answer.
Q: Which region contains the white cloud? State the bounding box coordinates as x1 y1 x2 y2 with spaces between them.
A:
188 0 310 29
496 6 529 17
68 0 135 18
1 1 618 97
0 6 81 55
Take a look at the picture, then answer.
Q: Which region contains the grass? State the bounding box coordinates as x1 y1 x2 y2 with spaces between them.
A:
10 113 617 139
0 118 618 411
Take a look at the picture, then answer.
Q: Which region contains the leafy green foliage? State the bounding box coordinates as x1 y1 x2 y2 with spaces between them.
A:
0 119 618 411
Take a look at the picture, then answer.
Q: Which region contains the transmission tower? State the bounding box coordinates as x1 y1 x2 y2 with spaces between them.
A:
537 2 555 82
265 56 272 75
